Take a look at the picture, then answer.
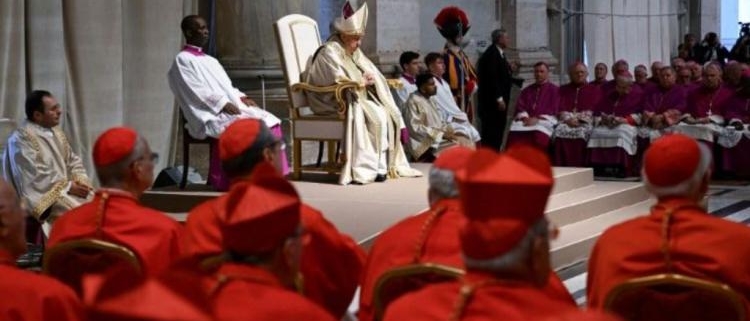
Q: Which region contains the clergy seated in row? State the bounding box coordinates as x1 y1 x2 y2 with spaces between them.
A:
305 1 420 184
553 62 601 167
590 62 608 88
210 168 337 321
403 73 476 161
182 119 365 319
634 63 657 94
671 63 732 148
587 134 750 315
600 60 630 96
639 66 688 148
89 169 339 321
688 61 703 84
48 127 183 276
358 147 574 321
724 61 749 90
587 72 644 177
3 90 93 236
424 53 481 144
393 51 420 111
0 178 84 321
168 15 288 191
383 147 618 321
507 62 559 150
676 65 695 88
718 71 750 178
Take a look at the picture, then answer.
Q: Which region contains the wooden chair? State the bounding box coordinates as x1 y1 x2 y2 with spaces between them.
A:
372 263 464 321
273 14 360 180
604 273 746 321
43 239 142 297
178 108 213 189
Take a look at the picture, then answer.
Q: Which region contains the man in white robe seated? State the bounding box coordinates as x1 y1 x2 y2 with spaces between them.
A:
403 73 475 161
305 1 421 184
2 90 92 236
392 51 420 111
167 15 286 191
424 52 481 143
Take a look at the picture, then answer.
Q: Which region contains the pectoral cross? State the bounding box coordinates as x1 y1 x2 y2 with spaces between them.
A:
531 85 542 113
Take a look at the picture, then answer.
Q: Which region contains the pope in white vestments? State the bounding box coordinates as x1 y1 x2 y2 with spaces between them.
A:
2 91 92 235
305 1 421 185
168 15 287 189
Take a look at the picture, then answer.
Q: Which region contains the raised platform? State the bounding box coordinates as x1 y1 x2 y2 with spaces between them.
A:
141 164 649 270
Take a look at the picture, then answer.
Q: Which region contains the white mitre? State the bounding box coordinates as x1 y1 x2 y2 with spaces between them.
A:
332 0 368 35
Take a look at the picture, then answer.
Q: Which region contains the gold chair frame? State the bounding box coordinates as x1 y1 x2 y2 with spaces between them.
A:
604 273 745 321
43 238 142 296
372 263 464 321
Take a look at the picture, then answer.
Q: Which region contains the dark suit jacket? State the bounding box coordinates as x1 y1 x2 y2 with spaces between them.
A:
477 45 512 112
476 45 513 150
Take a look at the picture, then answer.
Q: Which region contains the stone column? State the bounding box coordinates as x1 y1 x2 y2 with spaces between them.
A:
361 0 421 76
501 0 558 84
698 0 721 39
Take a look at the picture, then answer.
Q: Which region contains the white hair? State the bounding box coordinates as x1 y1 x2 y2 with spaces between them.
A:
428 167 459 199
463 218 548 271
642 141 712 197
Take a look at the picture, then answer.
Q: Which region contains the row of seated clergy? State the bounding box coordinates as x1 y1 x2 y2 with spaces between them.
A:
366 135 750 321
32 119 364 320
87 165 340 321
402 73 478 161
181 118 365 319
394 52 480 161
512 62 750 177
377 146 620 321
358 146 576 321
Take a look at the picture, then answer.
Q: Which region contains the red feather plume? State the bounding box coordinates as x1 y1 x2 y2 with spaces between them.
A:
433 6 469 27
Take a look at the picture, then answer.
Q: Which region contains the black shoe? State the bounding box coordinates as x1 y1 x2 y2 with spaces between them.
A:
375 174 387 182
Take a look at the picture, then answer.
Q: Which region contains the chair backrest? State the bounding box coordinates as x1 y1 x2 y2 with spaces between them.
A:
273 14 322 111
43 239 142 297
373 263 465 321
604 273 746 321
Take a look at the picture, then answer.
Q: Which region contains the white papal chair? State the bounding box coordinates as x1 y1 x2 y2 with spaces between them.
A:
273 14 359 180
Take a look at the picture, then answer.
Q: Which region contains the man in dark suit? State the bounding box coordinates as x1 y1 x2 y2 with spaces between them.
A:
477 29 515 151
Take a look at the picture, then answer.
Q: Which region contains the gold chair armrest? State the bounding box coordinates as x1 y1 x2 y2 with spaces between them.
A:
292 81 361 116
387 78 404 90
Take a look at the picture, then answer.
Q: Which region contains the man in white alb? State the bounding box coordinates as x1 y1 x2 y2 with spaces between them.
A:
168 15 287 190
424 52 481 144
